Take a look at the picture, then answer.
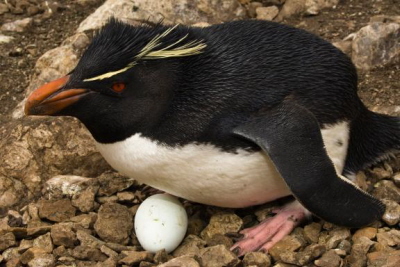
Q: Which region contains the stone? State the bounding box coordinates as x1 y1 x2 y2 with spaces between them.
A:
20 247 47 264
200 212 243 240
369 167 392 180
367 250 400 267
346 236 375 267
243 252 271 266
376 230 400 247
269 235 304 262
173 235 207 257
76 230 105 249
1 18 33 32
352 22 400 71
0 118 109 210
33 233 54 253
70 213 97 229
97 172 135 196
333 40 353 57
295 244 326 266
51 223 77 248
304 222 321 243
38 199 76 222
45 175 93 199
94 202 133 244
158 255 200 267
72 185 98 212
198 245 240 267
373 180 400 202
381 199 400 225
27 253 55 267
0 232 17 251
326 228 351 249
77 0 247 32
352 227 378 241
99 245 118 258
70 245 108 261
119 250 154 265
18 239 34 253
256 6 279 21
0 34 14 44
154 249 170 264
117 191 136 202
205 233 233 248
314 249 342 267
393 172 400 187
247 2 263 18
0 3 9 14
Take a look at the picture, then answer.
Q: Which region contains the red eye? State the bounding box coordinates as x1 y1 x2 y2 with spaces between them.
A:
112 82 126 93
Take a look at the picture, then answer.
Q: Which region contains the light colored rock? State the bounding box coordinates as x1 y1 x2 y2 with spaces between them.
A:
0 118 110 210
199 245 240 267
200 212 243 240
269 235 305 262
159 255 200 267
243 252 271 267
78 0 247 32
314 249 342 267
33 233 54 253
367 250 400 267
1 18 32 32
45 175 93 199
0 34 14 44
94 202 133 244
346 236 375 267
51 223 77 248
38 199 76 222
381 199 400 226
352 227 377 241
352 22 400 71
119 250 154 265
0 232 16 252
256 6 279 21
276 0 338 20
173 235 207 257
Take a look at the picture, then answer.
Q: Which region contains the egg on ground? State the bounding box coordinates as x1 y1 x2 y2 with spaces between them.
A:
134 194 188 253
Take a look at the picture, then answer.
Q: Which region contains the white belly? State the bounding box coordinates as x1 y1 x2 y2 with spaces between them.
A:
95 122 349 208
96 134 291 208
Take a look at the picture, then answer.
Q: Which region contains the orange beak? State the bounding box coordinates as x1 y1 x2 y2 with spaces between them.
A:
25 75 89 116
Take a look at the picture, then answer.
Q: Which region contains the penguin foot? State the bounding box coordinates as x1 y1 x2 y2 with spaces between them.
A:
231 201 309 256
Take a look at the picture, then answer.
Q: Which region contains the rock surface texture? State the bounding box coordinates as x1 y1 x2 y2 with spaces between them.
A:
1 0 399 266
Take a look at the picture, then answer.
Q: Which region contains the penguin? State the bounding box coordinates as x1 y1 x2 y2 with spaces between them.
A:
25 19 400 255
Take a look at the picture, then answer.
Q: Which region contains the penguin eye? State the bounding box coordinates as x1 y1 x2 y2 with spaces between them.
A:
112 82 126 93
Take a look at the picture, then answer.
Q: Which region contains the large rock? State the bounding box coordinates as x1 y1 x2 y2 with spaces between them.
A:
352 22 400 70
0 118 110 210
77 0 247 32
276 0 339 20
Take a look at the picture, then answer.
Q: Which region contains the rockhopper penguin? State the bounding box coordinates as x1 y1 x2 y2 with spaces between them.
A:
25 19 400 255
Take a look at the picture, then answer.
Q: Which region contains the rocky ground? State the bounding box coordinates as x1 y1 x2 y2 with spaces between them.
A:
0 0 399 266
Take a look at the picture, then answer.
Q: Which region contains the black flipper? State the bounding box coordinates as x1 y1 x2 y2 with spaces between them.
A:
233 100 385 227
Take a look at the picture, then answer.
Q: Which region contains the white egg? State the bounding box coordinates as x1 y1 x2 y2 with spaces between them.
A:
134 194 188 253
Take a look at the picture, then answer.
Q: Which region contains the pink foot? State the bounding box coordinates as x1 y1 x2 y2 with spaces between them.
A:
231 201 310 256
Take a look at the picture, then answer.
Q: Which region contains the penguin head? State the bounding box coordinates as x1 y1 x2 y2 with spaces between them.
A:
24 19 207 143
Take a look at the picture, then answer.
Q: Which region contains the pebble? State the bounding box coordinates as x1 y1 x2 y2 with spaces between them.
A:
119 250 154 265
352 227 378 241
346 236 375 267
373 180 400 202
381 199 400 225
33 233 53 253
158 255 200 267
0 34 14 44
0 232 17 252
200 212 243 240
393 172 400 187
94 202 133 245
70 245 108 261
37 199 76 222
326 228 350 249
173 235 206 257
367 250 400 267
256 6 279 21
304 222 322 243
1 18 33 32
50 223 77 248
243 251 271 267
314 249 342 267
199 245 240 267
352 22 400 70
269 235 305 262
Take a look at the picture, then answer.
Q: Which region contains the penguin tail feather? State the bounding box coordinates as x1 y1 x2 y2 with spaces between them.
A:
344 110 400 174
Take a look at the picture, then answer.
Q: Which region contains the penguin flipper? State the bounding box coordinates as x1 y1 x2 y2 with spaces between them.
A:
233 100 385 227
